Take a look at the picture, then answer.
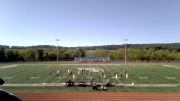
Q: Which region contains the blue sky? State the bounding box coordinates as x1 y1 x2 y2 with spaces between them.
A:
0 0 180 47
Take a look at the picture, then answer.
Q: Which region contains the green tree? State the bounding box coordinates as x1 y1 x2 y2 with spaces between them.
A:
23 49 35 61
0 48 6 62
5 50 18 61
79 49 86 57
48 51 56 60
35 49 44 61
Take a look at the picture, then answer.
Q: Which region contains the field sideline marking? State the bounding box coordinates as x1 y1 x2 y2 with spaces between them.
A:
2 83 179 87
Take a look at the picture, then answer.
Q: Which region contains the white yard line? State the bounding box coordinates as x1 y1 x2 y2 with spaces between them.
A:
3 77 14 79
29 77 40 79
138 76 149 79
0 64 19 69
162 65 180 69
164 76 176 80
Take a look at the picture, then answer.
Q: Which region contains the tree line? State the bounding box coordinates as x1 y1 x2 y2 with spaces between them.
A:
0 48 85 62
0 43 180 62
86 48 180 61
1 43 180 50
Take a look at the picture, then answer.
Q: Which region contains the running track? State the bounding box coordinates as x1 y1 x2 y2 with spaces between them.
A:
16 93 180 101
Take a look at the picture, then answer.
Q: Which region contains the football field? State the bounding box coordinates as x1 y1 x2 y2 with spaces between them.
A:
0 63 180 92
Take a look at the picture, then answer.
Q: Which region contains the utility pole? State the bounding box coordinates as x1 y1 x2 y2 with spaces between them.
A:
56 39 60 62
124 39 128 63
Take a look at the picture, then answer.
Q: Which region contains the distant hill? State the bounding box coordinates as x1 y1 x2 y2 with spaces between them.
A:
79 43 180 50
0 45 9 49
0 43 180 50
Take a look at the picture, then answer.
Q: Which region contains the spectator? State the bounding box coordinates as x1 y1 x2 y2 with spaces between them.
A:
0 78 22 101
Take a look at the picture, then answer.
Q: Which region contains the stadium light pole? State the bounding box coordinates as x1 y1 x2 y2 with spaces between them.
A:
124 39 128 63
56 39 60 62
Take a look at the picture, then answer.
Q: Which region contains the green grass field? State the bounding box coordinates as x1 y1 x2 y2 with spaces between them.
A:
0 63 180 92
